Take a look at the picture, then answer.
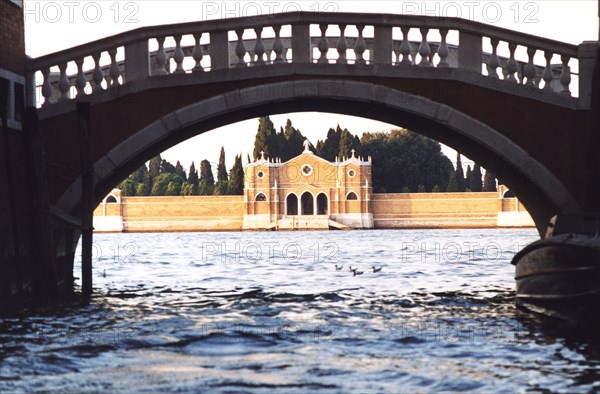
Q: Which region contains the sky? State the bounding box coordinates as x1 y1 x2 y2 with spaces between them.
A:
23 0 599 172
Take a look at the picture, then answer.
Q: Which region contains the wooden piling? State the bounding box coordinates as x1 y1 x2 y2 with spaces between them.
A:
78 102 93 298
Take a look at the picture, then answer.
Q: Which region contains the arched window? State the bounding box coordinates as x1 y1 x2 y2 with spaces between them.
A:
106 195 118 203
346 192 358 200
317 193 328 215
286 193 298 215
255 193 267 202
503 190 515 198
301 192 314 215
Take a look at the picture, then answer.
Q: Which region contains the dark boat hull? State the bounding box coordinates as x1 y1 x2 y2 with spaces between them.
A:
512 234 600 322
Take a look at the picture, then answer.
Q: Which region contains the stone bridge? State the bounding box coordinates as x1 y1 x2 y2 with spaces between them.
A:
28 12 598 241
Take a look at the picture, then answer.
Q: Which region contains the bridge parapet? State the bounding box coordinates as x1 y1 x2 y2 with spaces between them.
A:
29 12 594 108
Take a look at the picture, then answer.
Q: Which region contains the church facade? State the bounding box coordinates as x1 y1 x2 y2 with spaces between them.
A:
242 142 374 230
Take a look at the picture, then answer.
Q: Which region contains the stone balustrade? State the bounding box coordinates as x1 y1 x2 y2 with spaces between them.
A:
29 12 594 108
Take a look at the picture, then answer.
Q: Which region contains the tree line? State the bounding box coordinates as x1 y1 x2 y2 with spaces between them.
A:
118 116 498 196
117 147 244 196
252 116 498 193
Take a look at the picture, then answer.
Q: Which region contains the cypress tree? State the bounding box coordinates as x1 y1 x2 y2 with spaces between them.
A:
455 153 466 192
317 126 342 161
471 164 483 192
187 162 199 195
228 154 244 195
432 184 440 192
465 165 472 191
214 146 229 195
483 170 498 192
253 116 276 160
283 119 305 160
417 184 426 193
446 169 458 192
148 155 162 178
217 146 228 182
161 159 176 174
198 159 215 195
175 160 187 182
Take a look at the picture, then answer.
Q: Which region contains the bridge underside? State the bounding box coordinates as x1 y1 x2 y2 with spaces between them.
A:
37 66 590 236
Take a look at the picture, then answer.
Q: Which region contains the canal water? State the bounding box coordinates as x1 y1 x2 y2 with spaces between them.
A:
2 229 599 392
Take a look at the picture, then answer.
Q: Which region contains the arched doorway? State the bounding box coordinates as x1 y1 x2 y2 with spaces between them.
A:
286 193 298 215
317 193 328 215
301 192 314 215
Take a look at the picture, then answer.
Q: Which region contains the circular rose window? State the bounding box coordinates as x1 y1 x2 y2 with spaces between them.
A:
302 164 313 176
257 171 264 179
348 169 356 177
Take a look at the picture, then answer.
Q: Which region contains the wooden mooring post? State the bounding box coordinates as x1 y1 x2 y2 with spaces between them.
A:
78 102 93 298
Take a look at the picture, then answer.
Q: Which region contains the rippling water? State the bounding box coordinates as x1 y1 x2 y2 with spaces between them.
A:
2 229 600 393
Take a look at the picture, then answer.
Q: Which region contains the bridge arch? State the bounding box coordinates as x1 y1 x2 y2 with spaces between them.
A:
57 79 580 235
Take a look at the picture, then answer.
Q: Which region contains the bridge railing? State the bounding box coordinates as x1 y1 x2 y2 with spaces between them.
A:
29 12 594 108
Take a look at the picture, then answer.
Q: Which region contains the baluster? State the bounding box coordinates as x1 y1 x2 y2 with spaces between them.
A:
235 29 247 67
58 63 70 101
400 27 411 65
92 53 104 91
254 27 265 65
506 42 518 82
542 50 554 91
437 29 449 68
355 25 366 65
155 37 168 75
173 35 185 74
393 46 401 65
336 24 348 64
108 48 120 85
272 25 284 64
75 58 87 97
488 38 499 78
317 24 329 64
192 33 204 72
524 47 536 86
560 55 571 95
41 67 53 106
418 28 431 67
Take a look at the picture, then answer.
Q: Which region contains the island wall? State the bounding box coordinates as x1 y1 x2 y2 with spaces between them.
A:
93 190 533 232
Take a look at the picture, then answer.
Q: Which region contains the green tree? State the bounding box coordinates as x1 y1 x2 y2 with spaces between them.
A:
198 159 215 195
338 127 361 160
483 170 498 192
180 182 196 196
471 164 483 192
432 184 440 192
217 146 228 182
402 186 411 193
118 179 139 196
135 182 147 196
465 165 472 191
130 164 147 183
161 159 176 174
283 119 305 161
187 162 199 195
317 126 342 161
456 153 466 192
360 129 453 194
148 154 162 178
446 170 458 192
151 173 184 196
228 154 244 195
417 184 426 193
253 116 277 160
142 171 153 196
175 160 187 181
214 146 229 195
